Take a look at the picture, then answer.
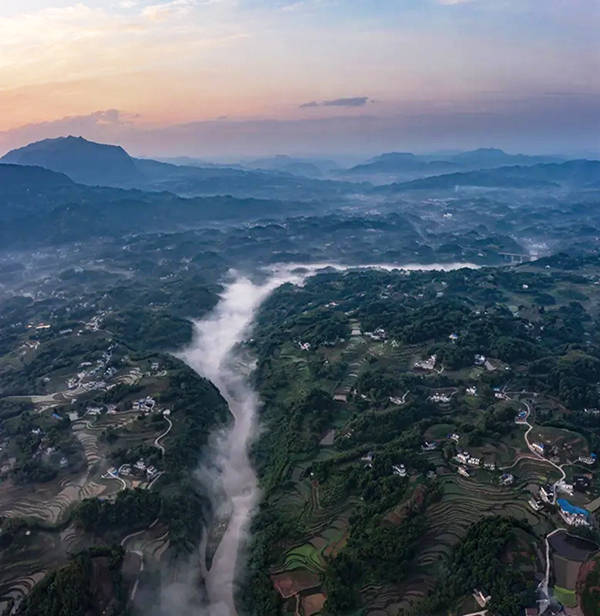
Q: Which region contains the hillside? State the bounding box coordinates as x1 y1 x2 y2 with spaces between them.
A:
348 152 458 177
1 136 144 186
345 148 563 179
0 163 73 192
0 163 317 247
0 164 79 222
133 157 357 200
377 159 600 192
450 147 560 168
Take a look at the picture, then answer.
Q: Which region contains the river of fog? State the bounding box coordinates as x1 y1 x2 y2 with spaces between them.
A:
179 261 476 616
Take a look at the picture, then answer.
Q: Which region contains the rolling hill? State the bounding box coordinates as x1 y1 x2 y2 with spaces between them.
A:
344 148 563 180
1 136 144 186
376 160 600 192
1 136 358 200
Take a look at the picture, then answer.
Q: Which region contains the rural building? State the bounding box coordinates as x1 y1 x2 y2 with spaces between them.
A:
539 485 554 503
392 464 407 478
458 466 470 478
531 442 545 455
578 453 597 466
415 355 437 371
556 499 591 527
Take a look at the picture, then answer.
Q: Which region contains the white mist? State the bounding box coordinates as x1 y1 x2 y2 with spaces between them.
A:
179 266 310 615
179 261 475 615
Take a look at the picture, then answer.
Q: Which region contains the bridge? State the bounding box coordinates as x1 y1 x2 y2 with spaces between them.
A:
498 252 532 264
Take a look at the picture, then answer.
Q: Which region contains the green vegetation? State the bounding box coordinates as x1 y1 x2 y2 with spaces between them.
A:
75 489 160 536
554 585 577 608
581 556 600 616
421 517 536 615
324 514 428 613
3 158 600 615
17 547 125 616
241 262 600 615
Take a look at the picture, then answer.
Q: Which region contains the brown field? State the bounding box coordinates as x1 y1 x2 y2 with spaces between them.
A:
271 569 321 599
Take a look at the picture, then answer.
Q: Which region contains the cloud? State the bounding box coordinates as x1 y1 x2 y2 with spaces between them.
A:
0 109 139 154
299 100 319 108
323 96 369 107
2 93 600 159
300 97 370 108
142 0 197 22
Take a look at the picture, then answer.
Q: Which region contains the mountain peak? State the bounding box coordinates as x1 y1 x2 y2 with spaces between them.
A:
1 136 142 186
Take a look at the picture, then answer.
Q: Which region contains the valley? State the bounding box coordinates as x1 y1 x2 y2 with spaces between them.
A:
0 137 599 616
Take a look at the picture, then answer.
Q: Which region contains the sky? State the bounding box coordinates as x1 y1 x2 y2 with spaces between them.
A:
1 0 599 158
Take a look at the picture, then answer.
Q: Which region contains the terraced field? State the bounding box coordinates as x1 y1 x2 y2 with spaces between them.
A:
283 543 326 574
0 530 63 614
419 475 551 570
0 469 109 525
0 570 47 614
72 421 102 468
273 473 356 572
351 473 551 616
362 575 437 616
333 337 369 398
508 456 563 487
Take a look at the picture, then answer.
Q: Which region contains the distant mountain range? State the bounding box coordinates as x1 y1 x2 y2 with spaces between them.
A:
0 163 322 248
1 137 598 217
1 137 571 192
449 147 561 167
345 148 564 179
376 160 600 192
243 155 338 177
0 137 354 200
348 152 460 176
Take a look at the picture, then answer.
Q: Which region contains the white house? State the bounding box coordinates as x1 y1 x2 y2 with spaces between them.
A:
531 442 545 455
361 452 374 463
528 498 543 511
392 464 407 478
415 355 437 371
578 454 597 466
555 480 574 496
539 485 554 503
458 466 470 478
429 392 451 403
473 589 491 608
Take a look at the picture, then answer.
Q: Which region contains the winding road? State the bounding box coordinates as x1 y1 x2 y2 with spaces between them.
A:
507 393 569 614
154 415 172 456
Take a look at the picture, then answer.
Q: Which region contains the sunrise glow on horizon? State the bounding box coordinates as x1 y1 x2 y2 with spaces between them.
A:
1 0 598 157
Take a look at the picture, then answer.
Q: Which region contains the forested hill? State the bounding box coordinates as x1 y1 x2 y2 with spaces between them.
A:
1 136 361 200
1 136 144 186
0 163 317 247
378 159 600 191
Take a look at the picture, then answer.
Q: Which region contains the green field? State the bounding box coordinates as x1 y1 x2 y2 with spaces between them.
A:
554 585 577 608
